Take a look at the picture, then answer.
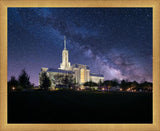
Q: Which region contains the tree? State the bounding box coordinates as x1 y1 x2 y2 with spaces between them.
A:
53 74 64 85
120 80 130 91
98 79 103 87
72 77 77 89
40 72 51 91
53 74 75 89
103 80 119 87
62 74 74 88
18 69 31 89
83 81 98 89
103 80 112 87
139 81 152 92
120 80 141 91
8 76 19 92
131 81 139 91
112 79 119 87
103 80 112 91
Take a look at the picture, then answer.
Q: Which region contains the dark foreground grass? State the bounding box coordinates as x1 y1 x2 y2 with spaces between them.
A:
8 90 152 123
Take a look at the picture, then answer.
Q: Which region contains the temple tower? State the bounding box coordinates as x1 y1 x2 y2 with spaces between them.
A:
59 36 71 70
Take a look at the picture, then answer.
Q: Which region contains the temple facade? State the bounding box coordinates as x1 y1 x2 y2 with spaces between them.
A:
39 37 104 88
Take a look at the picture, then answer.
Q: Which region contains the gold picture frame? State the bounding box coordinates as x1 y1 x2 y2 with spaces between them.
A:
0 0 160 130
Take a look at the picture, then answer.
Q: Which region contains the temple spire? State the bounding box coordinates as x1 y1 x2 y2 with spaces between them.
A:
64 36 66 49
59 35 71 70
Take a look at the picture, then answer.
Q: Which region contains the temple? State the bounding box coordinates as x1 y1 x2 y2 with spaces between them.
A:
39 36 104 89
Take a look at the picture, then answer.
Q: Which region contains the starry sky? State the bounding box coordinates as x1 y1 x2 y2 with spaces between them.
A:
8 8 152 86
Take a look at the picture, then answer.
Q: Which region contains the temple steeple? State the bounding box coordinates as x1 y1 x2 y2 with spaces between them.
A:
59 36 71 70
64 36 66 49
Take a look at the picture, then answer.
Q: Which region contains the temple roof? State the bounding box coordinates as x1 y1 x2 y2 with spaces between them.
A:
90 73 104 77
47 68 73 74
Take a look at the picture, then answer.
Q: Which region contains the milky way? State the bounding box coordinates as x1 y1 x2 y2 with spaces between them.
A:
8 8 152 85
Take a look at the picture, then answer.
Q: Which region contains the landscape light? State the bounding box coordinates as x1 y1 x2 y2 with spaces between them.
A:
102 88 105 91
12 87 15 90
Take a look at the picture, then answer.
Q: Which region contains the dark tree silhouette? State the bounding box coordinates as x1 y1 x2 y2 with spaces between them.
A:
8 76 19 92
18 69 31 89
139 81 152 92
40 72 51 90
103 80 112 87
103 80 120 91
131 81 139 90
120 80 132 91
98 79 103 87
83 81 98 88
103 80 112 91
112 79 119 87
119 80 152 92
62 74 74 88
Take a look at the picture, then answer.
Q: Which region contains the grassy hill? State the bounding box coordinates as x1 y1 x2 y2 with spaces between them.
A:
8 90 152 123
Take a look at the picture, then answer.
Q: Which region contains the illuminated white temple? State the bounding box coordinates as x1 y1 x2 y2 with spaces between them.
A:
39 37 104 88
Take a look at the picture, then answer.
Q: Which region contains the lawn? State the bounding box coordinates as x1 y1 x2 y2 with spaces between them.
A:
8 90 152 123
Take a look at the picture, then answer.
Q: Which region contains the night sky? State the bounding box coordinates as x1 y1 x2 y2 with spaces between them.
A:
8 8 152 86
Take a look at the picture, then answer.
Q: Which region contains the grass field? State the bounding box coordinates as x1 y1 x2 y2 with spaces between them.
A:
8 90 152 123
